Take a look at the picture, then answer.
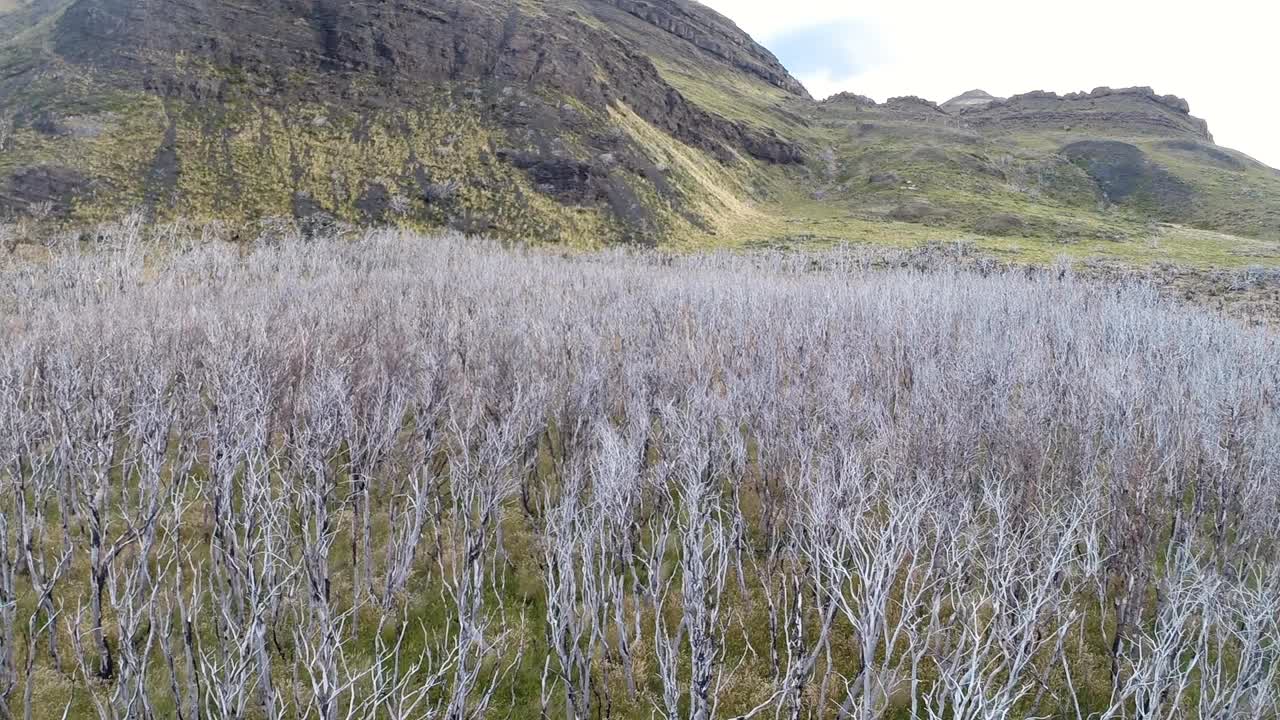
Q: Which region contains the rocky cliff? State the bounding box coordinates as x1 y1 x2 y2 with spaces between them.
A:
604 0 809 97
940 89 1003 113
961 86 1213 141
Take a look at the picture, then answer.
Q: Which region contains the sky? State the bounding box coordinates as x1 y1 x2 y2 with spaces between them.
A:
699 0 1280 169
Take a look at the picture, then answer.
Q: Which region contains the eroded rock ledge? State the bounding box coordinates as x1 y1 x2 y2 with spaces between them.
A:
607 0 811 98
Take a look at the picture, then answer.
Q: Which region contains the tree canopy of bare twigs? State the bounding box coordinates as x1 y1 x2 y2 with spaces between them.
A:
0 225 1277 720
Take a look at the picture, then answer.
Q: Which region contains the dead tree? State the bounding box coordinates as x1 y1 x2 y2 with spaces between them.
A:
924 479 1088 720
1098 548 1214 720
438 400 532 720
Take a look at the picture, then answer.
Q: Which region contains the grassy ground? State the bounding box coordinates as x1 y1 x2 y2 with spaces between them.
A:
675 192 1280 270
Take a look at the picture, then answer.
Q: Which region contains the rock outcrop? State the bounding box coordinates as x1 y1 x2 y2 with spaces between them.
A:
940 89 1003 113
963 86 1212 140
819 94 951 123
605 0 810 97
823 92 878 108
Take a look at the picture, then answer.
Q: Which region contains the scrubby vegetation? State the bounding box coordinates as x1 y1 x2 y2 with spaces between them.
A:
0 226 1278 719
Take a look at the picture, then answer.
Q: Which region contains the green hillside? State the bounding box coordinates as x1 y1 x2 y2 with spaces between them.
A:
1 0 1278 266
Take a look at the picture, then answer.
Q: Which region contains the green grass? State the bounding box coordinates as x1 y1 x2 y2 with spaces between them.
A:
652 58 819 141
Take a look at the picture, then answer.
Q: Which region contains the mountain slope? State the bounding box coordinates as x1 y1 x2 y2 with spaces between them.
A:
2 0 1278 263
805 86 1280 261
0 0 805 243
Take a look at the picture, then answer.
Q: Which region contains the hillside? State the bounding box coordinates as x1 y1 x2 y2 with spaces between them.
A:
0 0 808 243
802 87 1280 264
2 0 1279 263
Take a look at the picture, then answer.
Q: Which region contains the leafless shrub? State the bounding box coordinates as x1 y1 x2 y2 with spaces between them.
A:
388 194 413 217
423 180 461 205
0 225 15 256
0 228 1275 718
27 202 53 224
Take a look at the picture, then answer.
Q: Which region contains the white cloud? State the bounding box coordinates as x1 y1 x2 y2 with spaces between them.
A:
700 0 1280 168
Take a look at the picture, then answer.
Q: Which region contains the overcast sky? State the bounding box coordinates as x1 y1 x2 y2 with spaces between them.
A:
699 0 1280 169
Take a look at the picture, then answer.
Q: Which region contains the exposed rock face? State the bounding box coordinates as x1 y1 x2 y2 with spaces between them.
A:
820 94 952 123
50 0 804 164
825 86 1208 140
1082 87 1190 114
823 92 878 107
884 96 945 111
965 86 1212 140
605 0 810 97
874 97 948 123
941 89 1003 113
